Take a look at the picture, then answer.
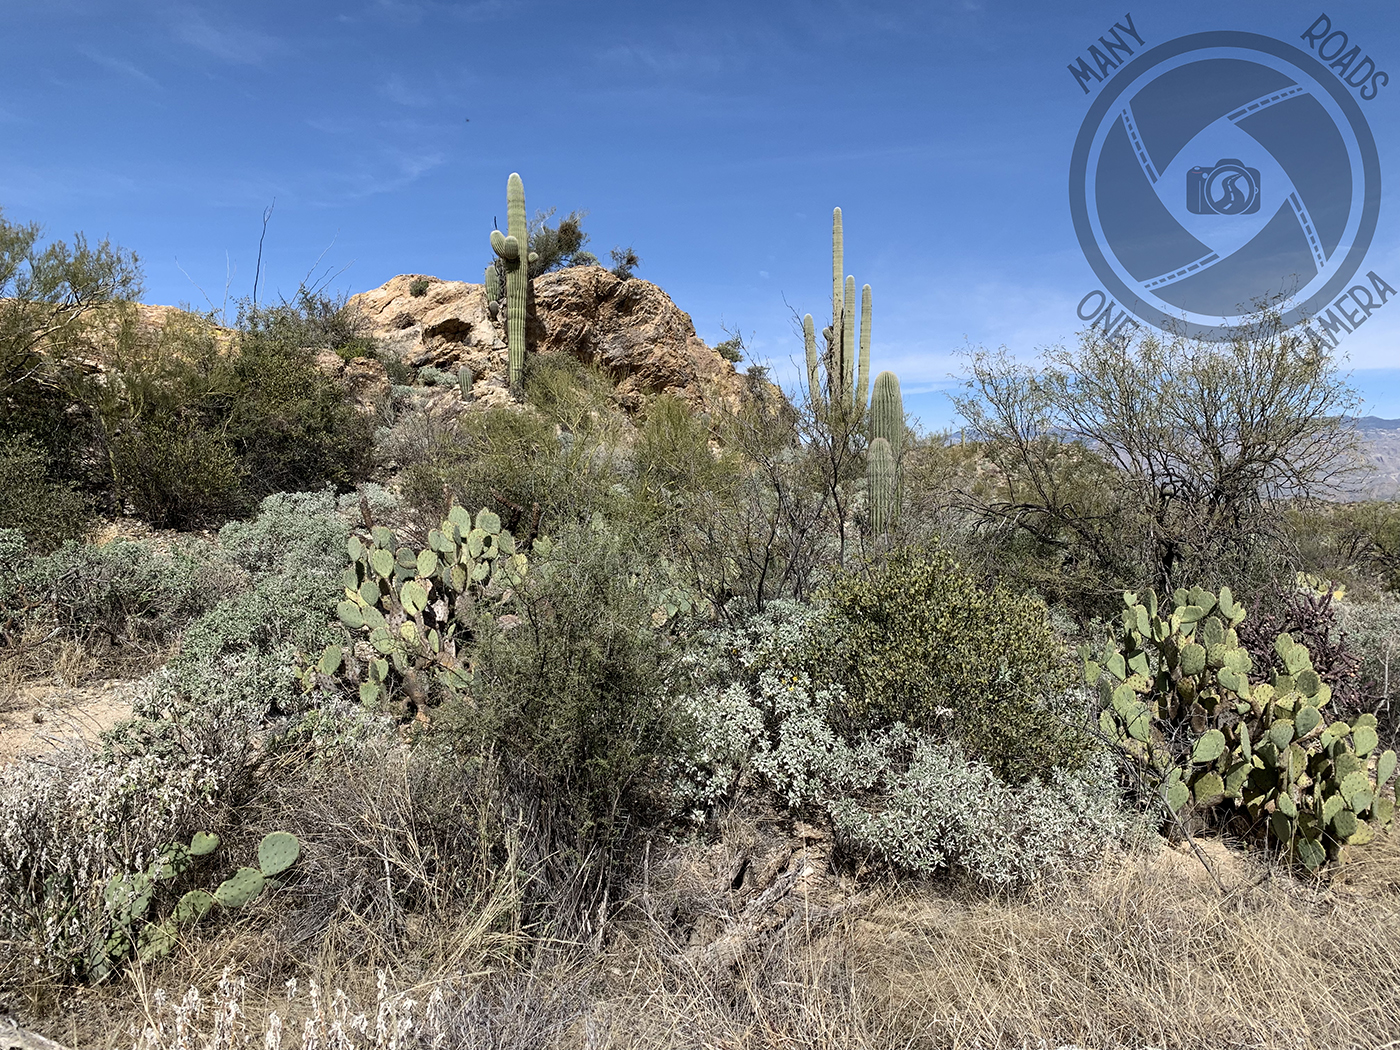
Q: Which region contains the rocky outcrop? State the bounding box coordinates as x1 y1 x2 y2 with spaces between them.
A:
347 267 751 415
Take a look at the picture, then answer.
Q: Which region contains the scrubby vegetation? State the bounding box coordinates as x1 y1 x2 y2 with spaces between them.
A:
2 208 1399 1050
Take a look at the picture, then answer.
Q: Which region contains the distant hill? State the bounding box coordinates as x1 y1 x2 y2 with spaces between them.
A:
1352 417 1400 500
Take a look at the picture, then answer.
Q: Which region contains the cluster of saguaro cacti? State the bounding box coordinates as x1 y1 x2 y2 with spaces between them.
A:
800 208 907 536
90 831 300 981
803 208 873 420
489 173 538 393
307 505 531 718
1083 585 1397 871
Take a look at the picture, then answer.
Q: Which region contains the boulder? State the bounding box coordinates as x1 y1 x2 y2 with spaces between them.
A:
346 268 750 416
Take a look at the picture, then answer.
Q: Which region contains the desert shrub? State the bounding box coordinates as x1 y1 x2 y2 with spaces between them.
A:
408 277 431 297
714 335 744 363
397 401 627 537
417 364 448 386
0 433 93 551
674 601 1152 885
223 302 375 501
526 207 593 276
635 395 728 503
0 668 266 979
0 531 229 663
457 519 685 911
109 417 246 527
165 491 347 712
59 291 374 529
819 544 1091 782
1335 597 1400 752
609 246 640 279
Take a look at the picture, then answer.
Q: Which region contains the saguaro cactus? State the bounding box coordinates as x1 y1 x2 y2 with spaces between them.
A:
483 264 501 319
489 172 537 393
868 437 896 536
855 284 872 411
870 370 904 457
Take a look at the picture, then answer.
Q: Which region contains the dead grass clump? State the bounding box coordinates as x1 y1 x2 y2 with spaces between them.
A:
861 834 1400 1050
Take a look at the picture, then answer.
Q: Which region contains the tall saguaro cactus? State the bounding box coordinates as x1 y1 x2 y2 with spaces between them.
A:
799 207 905 537
811 207 870 417
855 284 872 411
489 172 537 394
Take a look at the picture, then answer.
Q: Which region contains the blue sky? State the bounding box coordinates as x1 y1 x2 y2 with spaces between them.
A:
4 0 1398 432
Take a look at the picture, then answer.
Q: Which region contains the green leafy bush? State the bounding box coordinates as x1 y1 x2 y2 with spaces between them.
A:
224 298 375 501
463 520 683 848
0 433 93 551
110 417 245 527
0 530 229 661
820 545 1091 782
165 491 348 713
408 277 431 297
675 601 1152 885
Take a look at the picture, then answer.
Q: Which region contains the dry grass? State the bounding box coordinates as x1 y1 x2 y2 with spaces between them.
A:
18 819 1399 1050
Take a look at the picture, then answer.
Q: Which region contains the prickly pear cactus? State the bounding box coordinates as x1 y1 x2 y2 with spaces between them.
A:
89 830 301 980
489 173 537 393
312 504 529 719
1084 585 1398 871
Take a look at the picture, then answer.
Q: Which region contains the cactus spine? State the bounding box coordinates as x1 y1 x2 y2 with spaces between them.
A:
490 172 536 394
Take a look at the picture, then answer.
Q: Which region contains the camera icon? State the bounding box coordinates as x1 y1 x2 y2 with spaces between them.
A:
1186 158 1261 215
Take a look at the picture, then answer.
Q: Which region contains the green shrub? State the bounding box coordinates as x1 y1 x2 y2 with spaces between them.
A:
396 399 627 537
167 491 348 713
408 277 431 297
714 336 744 363
224 303 375 501
0 433 93 552
819 544 1091 782
462 520 682 849
675 601 1152 885
110 418 245 528
0 531 230 660
417 365 448 386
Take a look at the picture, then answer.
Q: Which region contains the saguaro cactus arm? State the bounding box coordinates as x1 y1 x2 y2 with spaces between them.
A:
856 284 872 412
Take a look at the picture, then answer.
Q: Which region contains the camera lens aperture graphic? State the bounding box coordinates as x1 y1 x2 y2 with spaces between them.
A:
1070 31 1381 340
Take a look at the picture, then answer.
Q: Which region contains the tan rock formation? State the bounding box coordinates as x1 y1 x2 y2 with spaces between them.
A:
346 267 750 416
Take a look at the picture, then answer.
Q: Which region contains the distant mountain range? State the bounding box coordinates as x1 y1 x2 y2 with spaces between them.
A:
1352 418 1400 500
